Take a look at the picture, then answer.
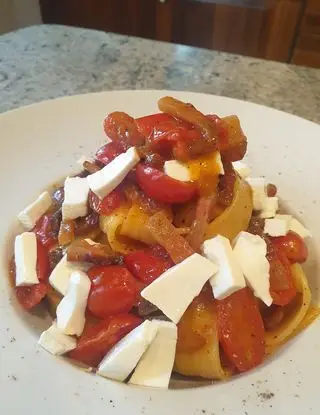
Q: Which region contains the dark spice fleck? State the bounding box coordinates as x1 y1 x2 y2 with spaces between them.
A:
258 391 275 401
10 337 16 343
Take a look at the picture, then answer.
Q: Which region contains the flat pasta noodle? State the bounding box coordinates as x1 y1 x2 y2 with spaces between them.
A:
174 294 231 380
265 264 313 354
204 177 253 241
99 207 145 254
120 204 172 245
289 306 320 340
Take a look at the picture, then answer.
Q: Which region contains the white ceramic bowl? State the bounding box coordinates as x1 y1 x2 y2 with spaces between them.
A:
1 90 319 414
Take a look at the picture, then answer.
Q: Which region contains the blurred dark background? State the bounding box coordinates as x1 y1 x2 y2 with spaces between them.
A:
1 0 319 68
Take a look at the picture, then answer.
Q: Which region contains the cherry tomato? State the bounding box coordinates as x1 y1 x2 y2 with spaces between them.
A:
87 266 138 318
34 211 61 249
217 287 265 373
135 113 176 138
136 163 197 204
88 189 122 215
104 112 145 149
36 240 50 281
271 231 308 264
68 314 141 367
15 282 48 310
136 113 202 157
95 142 123 165
267 239 297 306
124 246 173 285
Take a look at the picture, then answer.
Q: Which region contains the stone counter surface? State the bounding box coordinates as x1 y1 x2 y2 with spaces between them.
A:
0 25 319 122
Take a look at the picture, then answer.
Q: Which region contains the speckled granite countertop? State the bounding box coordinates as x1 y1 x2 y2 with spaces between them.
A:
0 25 319 122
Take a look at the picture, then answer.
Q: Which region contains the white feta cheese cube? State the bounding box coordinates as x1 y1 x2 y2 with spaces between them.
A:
246 177 267 211
232 161 251 179
289 217 312 239
264 218 288 237
164 160 191 182
14 232 39 287
87 147 140 199
97 320 158 382
141 253 217 324
49 254 91 296
202 235 246 300
260 197 279 218
56 271 91 336
274 214 292 229
18 191 52 230
129 321 177 388
38 322 77 355
62 176 90 221
233 232 272 306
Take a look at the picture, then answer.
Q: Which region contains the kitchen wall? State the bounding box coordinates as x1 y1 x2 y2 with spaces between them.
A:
0 0 42 34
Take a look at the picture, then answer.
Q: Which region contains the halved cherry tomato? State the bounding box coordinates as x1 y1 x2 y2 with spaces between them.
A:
104 112 145 149
124 246 173 285
271 231 308 264
217 287 265 373
95 142 123 165
88 189 122 215
87 266 138 318
136 163 197 204
36 240 50 281
135 113 176 138
15 282 48 310
34 211 61 249
68 314 141 367
136 113 202 158
267 239 297 306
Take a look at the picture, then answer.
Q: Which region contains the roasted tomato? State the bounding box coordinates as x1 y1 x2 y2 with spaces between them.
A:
217 287 265 373
124 245 173 285
267 239 297 306
87 266 138 318
136 163 197 204
68 314 141 367
36 240 50 282
95 142 123 165
104 112 145 149
271 231 308 264
34 211 61 249
12 240 50 310
88 190 123 215
15 282 48 310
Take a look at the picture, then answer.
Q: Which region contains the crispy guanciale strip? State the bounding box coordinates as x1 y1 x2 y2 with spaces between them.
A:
67 238 123 265
187 196 214 252
58 219 75 246
83 160 101 174
158 96 218 141
145 211 194 264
